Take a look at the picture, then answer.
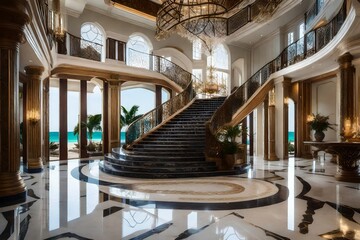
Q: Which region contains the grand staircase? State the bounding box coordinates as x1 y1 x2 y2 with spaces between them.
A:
100 97 247 178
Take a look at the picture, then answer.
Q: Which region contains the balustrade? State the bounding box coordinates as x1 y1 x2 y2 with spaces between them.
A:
206 1 347 158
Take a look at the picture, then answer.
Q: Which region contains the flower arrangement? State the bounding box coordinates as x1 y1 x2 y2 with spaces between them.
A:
307 113 335 132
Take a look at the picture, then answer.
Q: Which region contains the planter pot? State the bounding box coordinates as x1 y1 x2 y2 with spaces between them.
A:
224 153 241 169
314 131 325 142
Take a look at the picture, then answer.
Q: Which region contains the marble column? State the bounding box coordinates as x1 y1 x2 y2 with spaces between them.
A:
24 66 44 172
0 0 30 203
268 90 279 161
338 52 355 138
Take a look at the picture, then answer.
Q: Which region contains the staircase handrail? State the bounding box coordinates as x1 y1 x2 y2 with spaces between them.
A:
124 49 197 147
127 48 192 89
206 0 347 154
125 79 196 147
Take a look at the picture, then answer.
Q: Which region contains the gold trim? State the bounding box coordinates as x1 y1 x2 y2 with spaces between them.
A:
0 172 26 197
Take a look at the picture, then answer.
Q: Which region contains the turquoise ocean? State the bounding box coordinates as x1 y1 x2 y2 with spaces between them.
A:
49 132 126 143
49 131 295 143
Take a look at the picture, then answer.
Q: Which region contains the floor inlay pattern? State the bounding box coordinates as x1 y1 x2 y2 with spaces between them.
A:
1 157 359 239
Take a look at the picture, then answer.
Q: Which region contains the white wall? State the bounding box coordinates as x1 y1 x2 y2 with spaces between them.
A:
251 31 281 74
311 77 338 141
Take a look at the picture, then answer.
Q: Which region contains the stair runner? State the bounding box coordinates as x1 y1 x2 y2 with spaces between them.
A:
100 97 248 178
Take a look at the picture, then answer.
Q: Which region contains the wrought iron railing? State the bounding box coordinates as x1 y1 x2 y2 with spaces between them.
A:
227 0 283 35
127 48 192 89
126 80 195 146
206 0 347 157
125 49 196 147
66 32 103 61
305 0 326 30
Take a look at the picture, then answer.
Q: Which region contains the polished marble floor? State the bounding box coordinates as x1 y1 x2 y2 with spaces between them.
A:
1 156 359 240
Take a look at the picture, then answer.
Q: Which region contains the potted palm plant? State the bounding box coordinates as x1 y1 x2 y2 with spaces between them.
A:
84 114 102 152
307 113 335 142
216 124 246 169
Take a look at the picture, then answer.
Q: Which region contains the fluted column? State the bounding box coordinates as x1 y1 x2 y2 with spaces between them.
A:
268 89 279 161
338 52 355 139
0 0 30 203
24 66 44 172
109 81 121 150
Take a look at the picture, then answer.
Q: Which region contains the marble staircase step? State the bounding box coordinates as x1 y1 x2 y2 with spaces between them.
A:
100 161 244 179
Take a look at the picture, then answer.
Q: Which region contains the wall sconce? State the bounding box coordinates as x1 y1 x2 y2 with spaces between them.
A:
343 117 353 139
307 114 315 123
269 89 276 106
28 109 40 125
284 97 289 105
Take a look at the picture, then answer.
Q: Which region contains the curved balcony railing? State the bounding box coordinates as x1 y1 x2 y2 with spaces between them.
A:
127 48 192 89
59 32 103 61
228 0 283 35
305 0 326 30
206 0 347 157
125 49 196 147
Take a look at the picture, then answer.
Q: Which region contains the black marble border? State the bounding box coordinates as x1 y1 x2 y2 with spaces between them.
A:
0 191 27 208
71 164 289 210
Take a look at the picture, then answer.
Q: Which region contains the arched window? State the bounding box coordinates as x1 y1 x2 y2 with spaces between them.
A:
81 23 104 61
206 44 230 95
127 34 152 69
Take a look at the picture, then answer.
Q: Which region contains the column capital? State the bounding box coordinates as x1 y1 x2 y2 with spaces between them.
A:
24 65 45 77
0 1 30 48
338 52 354 68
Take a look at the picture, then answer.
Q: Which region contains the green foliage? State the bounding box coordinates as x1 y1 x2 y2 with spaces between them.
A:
73 114 102 144
73 123 80 143
216 124 246 155
85 114 102 142
120 105 143 128
288 142 295 154
307 113 335 132
49 142 59 151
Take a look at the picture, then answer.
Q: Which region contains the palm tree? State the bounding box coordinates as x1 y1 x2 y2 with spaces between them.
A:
120 105 143 128
73 123 79 146
84 114 102 142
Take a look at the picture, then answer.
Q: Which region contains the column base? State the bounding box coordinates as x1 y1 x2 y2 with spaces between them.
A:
24 157 43 173
0 171 27 207
0 191 27 207
23 166 43 173
268 154 279 161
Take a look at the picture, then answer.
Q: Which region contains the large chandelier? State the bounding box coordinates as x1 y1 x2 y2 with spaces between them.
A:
156 0 229 54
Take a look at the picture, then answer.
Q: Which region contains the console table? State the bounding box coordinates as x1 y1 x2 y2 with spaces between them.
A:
304 141 360 183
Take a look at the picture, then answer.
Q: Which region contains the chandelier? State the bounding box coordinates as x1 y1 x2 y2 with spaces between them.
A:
253 0 281 23
156 0 229 54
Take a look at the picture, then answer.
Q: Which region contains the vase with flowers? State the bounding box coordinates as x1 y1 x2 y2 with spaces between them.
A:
307 113 335 142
